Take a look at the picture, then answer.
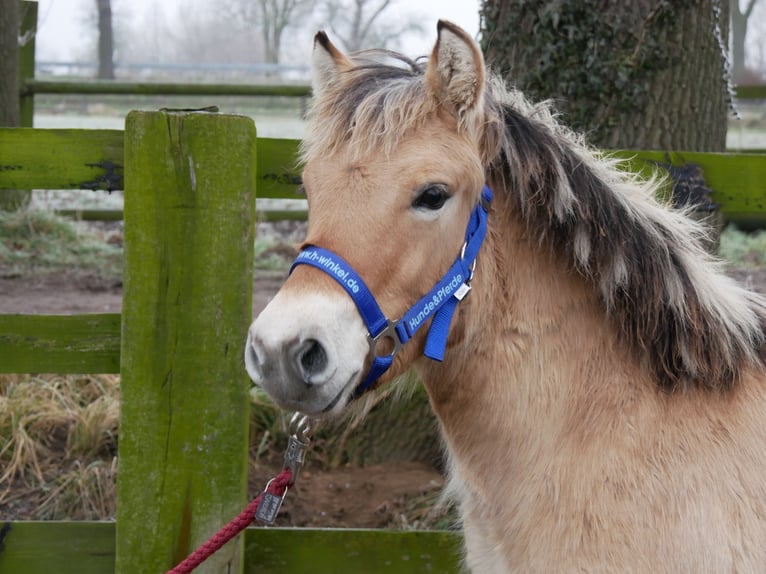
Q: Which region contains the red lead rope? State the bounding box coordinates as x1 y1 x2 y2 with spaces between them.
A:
166 468 293 574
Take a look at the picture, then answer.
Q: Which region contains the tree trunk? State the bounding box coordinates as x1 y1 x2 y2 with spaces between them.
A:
0 0 30 211
0 0 20 127
96 0 115 79
480 0 731 152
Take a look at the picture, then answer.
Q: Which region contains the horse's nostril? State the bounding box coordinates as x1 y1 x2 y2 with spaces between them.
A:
244 334 264 383
296 338 328 382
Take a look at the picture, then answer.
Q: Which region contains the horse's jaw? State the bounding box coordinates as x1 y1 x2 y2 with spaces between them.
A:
245 288 368 417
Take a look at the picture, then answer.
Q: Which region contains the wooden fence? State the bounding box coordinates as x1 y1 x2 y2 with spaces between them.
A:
0 112 463 573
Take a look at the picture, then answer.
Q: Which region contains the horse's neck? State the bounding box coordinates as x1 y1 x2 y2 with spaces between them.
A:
417 204 648 492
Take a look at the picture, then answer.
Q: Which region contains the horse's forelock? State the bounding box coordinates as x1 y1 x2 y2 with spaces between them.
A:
301 52 434 164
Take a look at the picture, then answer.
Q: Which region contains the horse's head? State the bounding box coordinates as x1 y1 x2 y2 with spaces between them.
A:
245 21 490 416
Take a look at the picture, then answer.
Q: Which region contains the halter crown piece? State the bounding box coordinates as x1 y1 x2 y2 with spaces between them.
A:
291 185 493 399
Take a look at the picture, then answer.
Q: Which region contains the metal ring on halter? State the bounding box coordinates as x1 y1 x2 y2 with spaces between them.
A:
460 241 478 283
367 320 403 363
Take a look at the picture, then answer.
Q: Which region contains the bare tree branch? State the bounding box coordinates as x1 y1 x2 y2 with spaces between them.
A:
318 0 423 52
744 0 758 19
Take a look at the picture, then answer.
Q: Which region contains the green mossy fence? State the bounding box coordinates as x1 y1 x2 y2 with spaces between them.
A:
0 112 464 573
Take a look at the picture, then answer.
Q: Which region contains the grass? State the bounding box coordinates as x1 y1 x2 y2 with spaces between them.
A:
0 209 122 278
0 374 119 520
253 237 296 271
0 209 294 276
719 225 766 268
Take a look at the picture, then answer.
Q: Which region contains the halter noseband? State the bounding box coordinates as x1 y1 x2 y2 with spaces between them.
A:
290 185 493 399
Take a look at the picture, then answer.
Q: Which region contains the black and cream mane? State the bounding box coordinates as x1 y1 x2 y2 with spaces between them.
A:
302 50 766 391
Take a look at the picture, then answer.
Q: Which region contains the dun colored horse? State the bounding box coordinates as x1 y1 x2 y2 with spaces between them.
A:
246 21 766 572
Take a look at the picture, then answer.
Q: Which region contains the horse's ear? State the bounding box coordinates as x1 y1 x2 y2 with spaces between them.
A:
312 31 353 98
425 20 485 122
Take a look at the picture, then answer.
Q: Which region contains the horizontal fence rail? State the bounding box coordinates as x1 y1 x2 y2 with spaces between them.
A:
0 523 463 574
735 85 766 99
23 79 312 98
611 149 766 229
3 128 765 227
0 128 303 200
0 314 120 373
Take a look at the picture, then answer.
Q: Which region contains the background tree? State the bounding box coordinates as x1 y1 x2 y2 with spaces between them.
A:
0 0 30 211
480 0 732 152
0 0 20 129
229 0 314 64
96 0 115 79
319 0 424 52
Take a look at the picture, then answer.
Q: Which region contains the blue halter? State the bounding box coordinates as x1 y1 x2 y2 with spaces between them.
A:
290 185 493 399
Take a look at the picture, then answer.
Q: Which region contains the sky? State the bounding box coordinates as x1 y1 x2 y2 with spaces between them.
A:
34 0 481 64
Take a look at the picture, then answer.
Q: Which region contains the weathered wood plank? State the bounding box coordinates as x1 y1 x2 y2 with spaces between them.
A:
735 85 766 100
17 78 766 100
0 128 124 191
0 522 464 574
617 150 766 229
0 128 303 200
243 528 463 574
54 206 308 222
256 137 303 201
0 314 120 373
0 521 116 574
116 111 256 573
23 79 312 98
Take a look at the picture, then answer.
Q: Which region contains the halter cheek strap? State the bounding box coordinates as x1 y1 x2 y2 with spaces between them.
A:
290 185 493 399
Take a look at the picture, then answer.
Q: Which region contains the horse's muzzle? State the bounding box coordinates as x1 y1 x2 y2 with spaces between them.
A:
244 289 368 416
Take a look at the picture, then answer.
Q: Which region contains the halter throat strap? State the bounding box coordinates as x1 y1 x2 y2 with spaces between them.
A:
290 185 493 399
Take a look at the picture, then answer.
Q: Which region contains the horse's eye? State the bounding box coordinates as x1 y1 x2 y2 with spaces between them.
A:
413 185 450 210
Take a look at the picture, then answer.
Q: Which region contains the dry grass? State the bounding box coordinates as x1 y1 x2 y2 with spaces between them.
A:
1 373 452 529
0 374 119 520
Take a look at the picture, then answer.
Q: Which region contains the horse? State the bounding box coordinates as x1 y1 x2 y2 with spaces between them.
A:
245 20 766 572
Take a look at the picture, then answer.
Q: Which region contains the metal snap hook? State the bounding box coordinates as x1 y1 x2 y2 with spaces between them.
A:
283 412 316 485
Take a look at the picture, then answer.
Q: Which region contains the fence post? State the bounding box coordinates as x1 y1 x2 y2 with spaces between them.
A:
117 110 257 573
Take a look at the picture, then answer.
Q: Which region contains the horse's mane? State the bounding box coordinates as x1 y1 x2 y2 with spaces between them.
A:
302 50 766 391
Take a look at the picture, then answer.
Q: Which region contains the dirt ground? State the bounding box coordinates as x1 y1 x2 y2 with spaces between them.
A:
0 268 286 316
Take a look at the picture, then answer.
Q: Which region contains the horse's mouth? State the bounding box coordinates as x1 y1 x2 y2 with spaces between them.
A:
253 368 362 418
321 369 362 415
